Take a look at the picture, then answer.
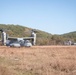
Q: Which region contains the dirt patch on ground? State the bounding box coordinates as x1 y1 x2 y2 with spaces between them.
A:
0 46 76 75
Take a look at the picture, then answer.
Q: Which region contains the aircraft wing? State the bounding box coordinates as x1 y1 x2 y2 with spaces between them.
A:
8 37 18 40
8 37 34 40
23 37 34 40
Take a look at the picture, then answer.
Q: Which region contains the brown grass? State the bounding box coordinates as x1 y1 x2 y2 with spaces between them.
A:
0 46 76 75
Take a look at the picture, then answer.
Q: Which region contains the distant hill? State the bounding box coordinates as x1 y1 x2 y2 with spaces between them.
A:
62 31 76 38
0 24 76 45
61 31 76 42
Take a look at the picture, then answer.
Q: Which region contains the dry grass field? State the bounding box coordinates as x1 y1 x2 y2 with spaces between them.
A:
0 46 76 75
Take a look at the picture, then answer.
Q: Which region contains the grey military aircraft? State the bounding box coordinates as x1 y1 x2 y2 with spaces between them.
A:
0 29 36 47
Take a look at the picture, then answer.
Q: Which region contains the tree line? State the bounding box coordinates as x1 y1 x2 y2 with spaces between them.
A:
0 24 76 45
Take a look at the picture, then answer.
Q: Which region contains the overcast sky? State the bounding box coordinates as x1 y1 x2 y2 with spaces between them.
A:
0 0 76 34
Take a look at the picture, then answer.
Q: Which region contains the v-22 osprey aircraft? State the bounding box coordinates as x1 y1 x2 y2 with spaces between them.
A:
0 29 36 47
